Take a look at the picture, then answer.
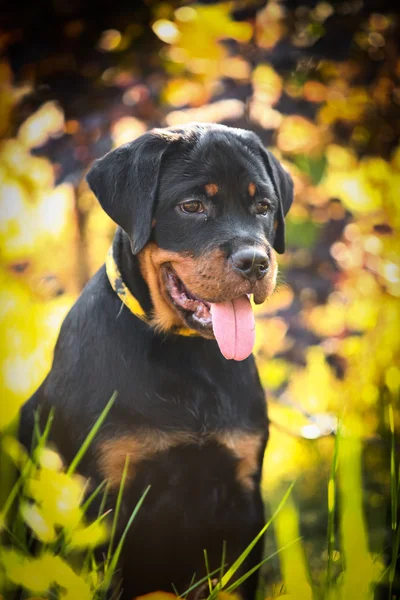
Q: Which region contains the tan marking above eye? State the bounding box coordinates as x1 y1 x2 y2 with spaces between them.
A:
248 182 256 197
205 183 219 196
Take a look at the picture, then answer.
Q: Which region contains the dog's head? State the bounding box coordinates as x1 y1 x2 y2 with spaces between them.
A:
87 123 293 360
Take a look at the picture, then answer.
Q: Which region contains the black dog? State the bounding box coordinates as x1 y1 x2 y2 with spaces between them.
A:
20 123 293 599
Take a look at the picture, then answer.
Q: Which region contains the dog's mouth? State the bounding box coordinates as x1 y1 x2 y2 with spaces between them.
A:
164 266 213 331
163 266 256 361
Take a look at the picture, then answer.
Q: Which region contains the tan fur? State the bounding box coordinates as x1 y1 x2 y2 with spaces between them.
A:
138 242 278 331
248 182 256 197
98 430 198 488
98 429 264 491
216 431 264 491
138 244 184 331
205 183 219 196
168 248 235 302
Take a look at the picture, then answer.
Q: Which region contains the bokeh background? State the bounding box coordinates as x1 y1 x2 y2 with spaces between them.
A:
0 0 399 597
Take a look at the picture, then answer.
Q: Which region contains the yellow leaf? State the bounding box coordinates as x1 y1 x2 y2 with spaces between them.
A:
20 503 57 543
1 435 28 467
66 520 109 550
277 116 326 156
26 468 84 529
163 79 207 108
287 347 339 412
18 102 64 149
254 317 289 358
152 20 181 44
40 555 92 600
252 64 283 106
259 359 290 390
36 447 64 471
306 300 346 337
322 170 382 214
1 550 53 593
326 144 358 171
252 284 294 316
160 4 252 84
359 156 392 184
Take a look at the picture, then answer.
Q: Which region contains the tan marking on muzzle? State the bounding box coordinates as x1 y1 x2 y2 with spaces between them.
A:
138 244 189 332
138 242 278 331
138 243 230 332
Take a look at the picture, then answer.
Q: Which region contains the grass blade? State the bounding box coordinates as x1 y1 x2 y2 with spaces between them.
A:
81 479 108 515
272 494 313 599
388 526 400 599
220 481 295 588
182 572 197 600
107 454 130 564
225 537 302 594
203 549 213 594
33 407 54 459
388 401 400 599
219 540 227 585
180 567 226 598
339 430 375 600
102 485 151 594
389 404 397 532
67 391 117 476
327 422 340 589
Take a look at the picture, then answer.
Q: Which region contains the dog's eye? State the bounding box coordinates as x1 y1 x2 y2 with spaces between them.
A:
180 201 204 214
256 200 271 215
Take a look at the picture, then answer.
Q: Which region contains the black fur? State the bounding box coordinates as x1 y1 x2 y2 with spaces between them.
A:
86 133 169 254
19 123 293 599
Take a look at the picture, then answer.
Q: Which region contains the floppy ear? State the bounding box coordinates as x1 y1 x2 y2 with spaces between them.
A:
86 133 169 254
259 147 294 254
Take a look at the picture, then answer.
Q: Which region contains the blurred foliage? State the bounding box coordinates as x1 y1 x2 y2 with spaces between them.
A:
0 435 108 600
0 0 399 597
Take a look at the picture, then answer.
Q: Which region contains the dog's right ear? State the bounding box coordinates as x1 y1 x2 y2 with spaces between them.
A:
86 133 169 254
259 148 294 254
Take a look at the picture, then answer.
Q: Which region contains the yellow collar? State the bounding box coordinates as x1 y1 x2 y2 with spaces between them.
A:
105 246 198 337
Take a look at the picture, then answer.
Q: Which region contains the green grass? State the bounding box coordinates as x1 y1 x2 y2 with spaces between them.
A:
260 417 398 600
389 403 400 599
0 404 397 600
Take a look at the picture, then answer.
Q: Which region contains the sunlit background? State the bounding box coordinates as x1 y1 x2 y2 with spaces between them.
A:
0 0 399 597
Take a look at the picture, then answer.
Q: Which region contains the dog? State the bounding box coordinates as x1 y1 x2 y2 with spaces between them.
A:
19 123 293 599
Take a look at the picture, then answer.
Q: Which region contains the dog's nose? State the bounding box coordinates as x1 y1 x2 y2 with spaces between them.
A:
231 248 269 280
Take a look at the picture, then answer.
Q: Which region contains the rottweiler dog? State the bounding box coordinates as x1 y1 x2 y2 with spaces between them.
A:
19 123 293 599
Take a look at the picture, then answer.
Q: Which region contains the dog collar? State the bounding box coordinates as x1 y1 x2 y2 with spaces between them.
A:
105 246 199 337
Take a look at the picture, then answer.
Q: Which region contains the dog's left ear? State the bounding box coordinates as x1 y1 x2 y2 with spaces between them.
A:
258 147 294 254
86 133 169 254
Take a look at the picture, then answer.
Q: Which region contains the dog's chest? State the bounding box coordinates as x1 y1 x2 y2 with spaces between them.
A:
98 426 266 495
129 354 266 432
97 344 268 493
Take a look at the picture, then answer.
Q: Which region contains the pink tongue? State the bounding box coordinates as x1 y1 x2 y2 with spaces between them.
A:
210 295 255 361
